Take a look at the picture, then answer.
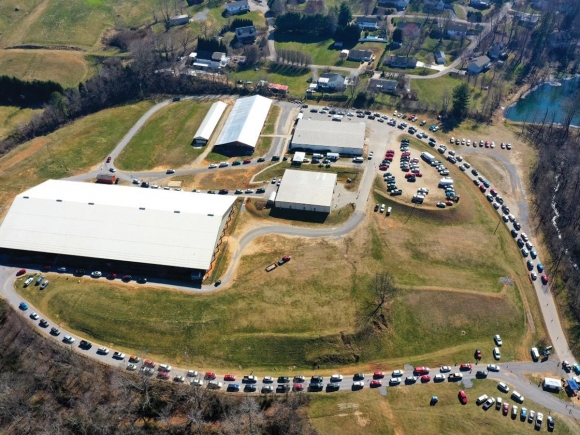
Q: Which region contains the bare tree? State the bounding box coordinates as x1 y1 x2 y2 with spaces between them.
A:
179 28 194 56
441 91 451 115
244 45 260 67
357 273 398 330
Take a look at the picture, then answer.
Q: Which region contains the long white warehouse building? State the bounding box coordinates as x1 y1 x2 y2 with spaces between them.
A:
213 95 272 155
290 119 365 156
192 100 228 146
0 180 236 275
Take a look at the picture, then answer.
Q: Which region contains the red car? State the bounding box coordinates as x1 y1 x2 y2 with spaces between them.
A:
479 185 487 192
402 152 411 157
490 188 497 196
386 149 395 154
485 141 490 148
224 374 236 381
460 363 472 371
205 372 216 380
475 349 482 359
405 173 416 179
293 383 304 391
144 359 156 368
502 402 509 415
379 165 389 171
458 390 468 404
541 274 549 284
370 380 382 388
106 156 111 163
16 269 26 276
373 371 385 379
414 367 430 375
413 171 423 177
243 159 252 164
421 375 431 383
158 371 171 380
107 273 117 280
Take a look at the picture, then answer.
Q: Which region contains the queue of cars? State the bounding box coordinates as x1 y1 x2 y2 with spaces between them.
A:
450 137 513 151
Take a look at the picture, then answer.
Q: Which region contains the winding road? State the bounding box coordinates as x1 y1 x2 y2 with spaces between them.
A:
0 96 578 425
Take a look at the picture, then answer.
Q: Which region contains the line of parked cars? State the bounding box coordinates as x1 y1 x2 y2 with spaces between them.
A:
450 137 513 151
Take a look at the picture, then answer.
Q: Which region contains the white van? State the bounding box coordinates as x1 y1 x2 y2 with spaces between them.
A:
352 157 364 163
531 347 540 361
476 394 489 405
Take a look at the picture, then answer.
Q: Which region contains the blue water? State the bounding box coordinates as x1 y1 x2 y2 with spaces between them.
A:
504 77 580 125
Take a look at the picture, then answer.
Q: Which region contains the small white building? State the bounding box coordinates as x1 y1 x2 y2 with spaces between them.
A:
193 101 228 146
225 0 250 14
275 170 337 213
543 377 562 392
170 14 190 26
317 73 347 91
292 151 306 165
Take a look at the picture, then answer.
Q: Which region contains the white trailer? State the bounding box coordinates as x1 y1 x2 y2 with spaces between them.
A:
439 177 454 187
421 152 435 163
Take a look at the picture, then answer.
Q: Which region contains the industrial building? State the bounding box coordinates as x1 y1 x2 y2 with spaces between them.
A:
290 119 365 156
275 170 337 213
0 180 236 279
192 101 228 146
213 95 272 155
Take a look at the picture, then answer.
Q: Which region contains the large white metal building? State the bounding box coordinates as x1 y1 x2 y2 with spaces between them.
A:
290 120 365 156
0 180 236 274
275 170 337 213
192 100 228 146
213 95 272 155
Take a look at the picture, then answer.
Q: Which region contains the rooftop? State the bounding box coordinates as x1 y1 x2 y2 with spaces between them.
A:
276 170 337 208
292 119 365 150
215 95 272 148
0 180 236 270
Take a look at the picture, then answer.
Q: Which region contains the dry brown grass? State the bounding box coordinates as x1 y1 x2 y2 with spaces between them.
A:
171 165 269 191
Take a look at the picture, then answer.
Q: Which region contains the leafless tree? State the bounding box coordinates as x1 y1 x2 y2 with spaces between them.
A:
179 28 194 56
357 273 398 330
244 45 260 66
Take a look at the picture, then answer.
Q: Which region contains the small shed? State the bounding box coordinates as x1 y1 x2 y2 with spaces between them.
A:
340 49 349 60
543 377 562 392
268 83 289 94
435 51 446 65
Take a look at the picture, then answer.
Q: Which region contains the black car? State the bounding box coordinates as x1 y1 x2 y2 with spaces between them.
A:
218 189 229 195
257 157 266 162
79 340 92 349
374 204 379 212
122 275 132 282
272 155 280 161
471 169 479 176
141 181 150 188
50 327 61 336
513 221 521 230
326 383 340 391
368 115 375 120
256 188 266 193
39 319 49 328
137 277 147 284
353 373 365 381
364 110 372 115
311 375 323 383
277 376 290 383
75 269 85 276
244 384 257 392
276 384 290 393
308 382 324 392
390 189 402 196
207 190 215 194
510 229 518 238
329 110 336 114
475 370 488 378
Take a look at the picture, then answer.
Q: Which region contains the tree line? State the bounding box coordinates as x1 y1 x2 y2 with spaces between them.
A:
275 49 313 68
0 75 63 106
0 300 318 435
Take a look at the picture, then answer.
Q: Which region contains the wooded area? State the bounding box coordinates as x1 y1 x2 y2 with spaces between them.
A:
0 301 317 434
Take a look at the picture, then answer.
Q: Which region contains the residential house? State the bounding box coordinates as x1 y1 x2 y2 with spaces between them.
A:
446 22 468 39
235 25 257 44
189 51 229 70
356 16 379 30
470 0 491 8
268 83 289 94
399 22 421 39
367 78 398 93
347 49 374 62
169 15 190 26
487 41 505 59
384 55 418 68
434 51 446 65
467 55 491 74
225 0 250 15
549 31 575 49
378 0 409 10
424 0 445 12
514 12 540 27
317 73 347 91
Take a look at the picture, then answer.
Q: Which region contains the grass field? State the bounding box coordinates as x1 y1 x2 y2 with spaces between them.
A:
275 35 339 65
170 164 269 191
411 75 483 109
230 65 311 97
263 105 281 135
0 101 153 216
309 380 578 435
0 106 41 140
0 50 92 87
115 100 213 171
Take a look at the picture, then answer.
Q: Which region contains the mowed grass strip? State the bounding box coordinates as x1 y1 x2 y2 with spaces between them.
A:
0 106 41 140
309 380 577 435
115 100 212 171
0 101 153 214
0 50 91 87
262 105 281 135
257 162 363 190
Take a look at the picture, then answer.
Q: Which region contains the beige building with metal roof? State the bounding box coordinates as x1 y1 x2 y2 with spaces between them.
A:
275 170 337 213
290 120 365 156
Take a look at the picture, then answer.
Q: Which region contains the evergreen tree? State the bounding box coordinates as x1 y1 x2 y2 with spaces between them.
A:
392 28 403 43
338 2 352 27
451 83 471 121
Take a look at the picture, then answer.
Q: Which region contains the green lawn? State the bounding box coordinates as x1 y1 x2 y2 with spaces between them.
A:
309 380 577 435
274 35 339 65
0 106 41 140
0 101 153 214
263 105 281 135
230 64 311 97
411 75 490 111
115 99 213 171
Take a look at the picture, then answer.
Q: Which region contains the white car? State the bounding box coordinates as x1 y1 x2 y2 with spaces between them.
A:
498 382 509 393
158 364 172 372
91 271 102 278
330 374 343 382
208 164 218 169
352 381 364 389
127 363 138 371
263 376 274 383
476 394 489 405
434 374 446 382
494 334 502 346
389 377 401 385
392 370 404 377
192 379 204 387
487 364 500 372
207 381 222 390
30 312 39 320
63 335 75 344
174 375 185 383
483 397 496 410
493 347 501 360
440 366 451 373
536 412 543 428
219 162 229 168
187 370 199 377
97 347 110 355
113 351 125 360
24 277 34 287
511 391 524 403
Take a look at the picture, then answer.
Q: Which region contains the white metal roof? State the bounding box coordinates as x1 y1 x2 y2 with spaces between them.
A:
275 170 336 208
292 119 365 151
215 95 272 148
0 180 235 270
543 377 561 389
292 152 305 162
194 101 227 141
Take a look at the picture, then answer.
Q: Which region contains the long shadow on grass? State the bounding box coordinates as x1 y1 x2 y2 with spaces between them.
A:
268 207 330 223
